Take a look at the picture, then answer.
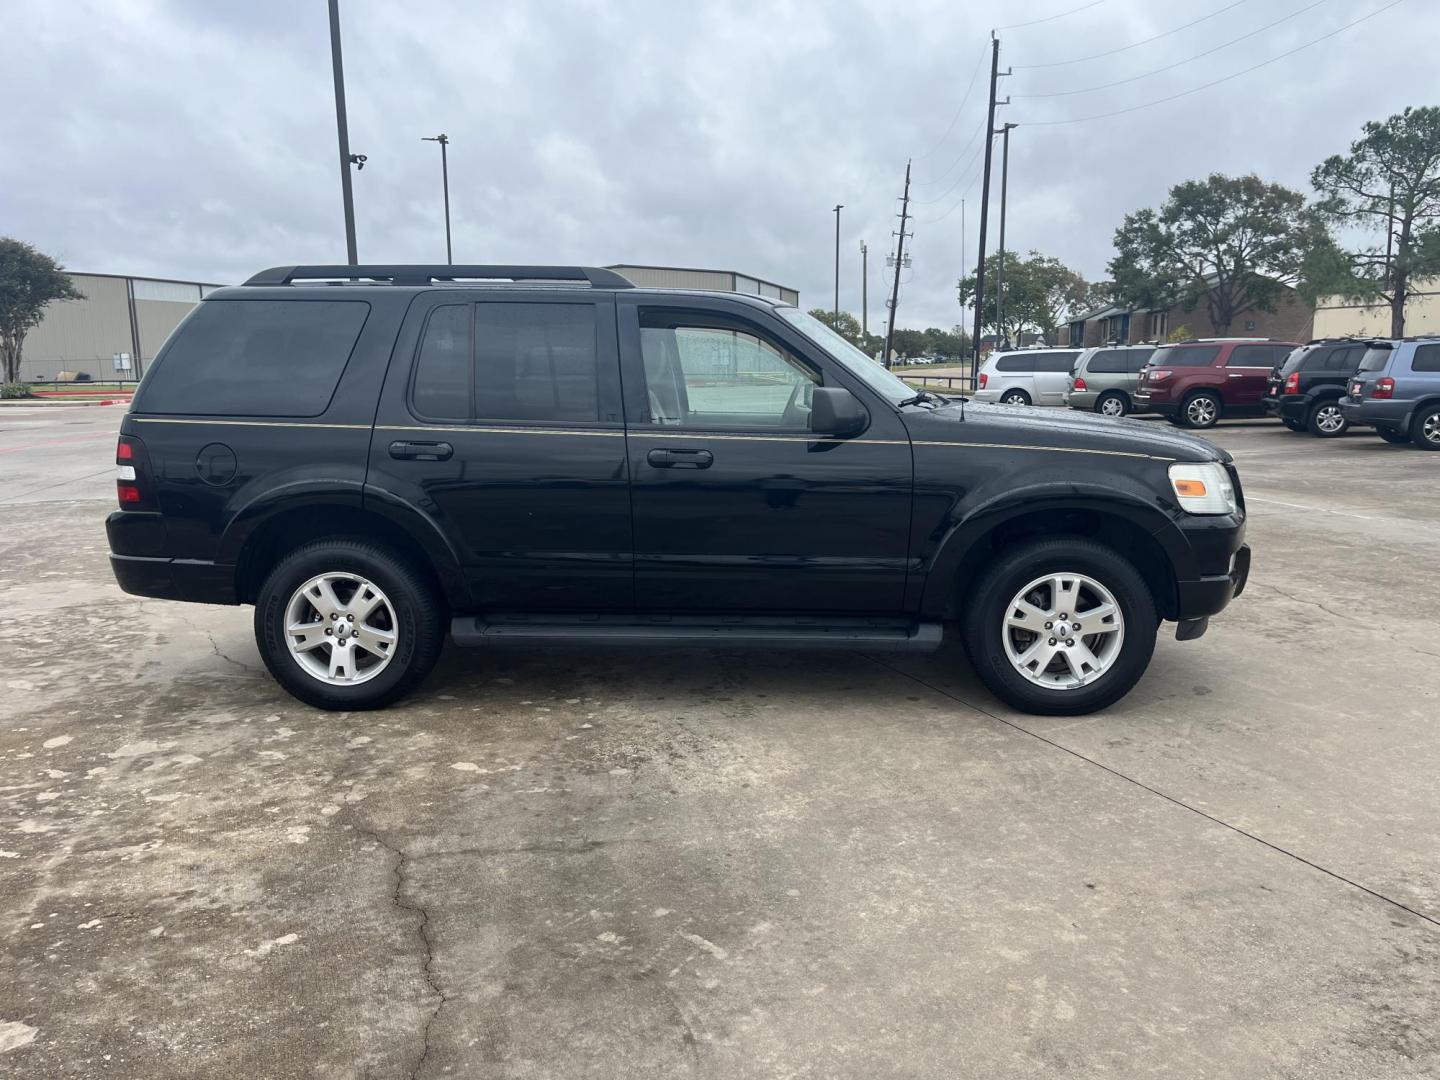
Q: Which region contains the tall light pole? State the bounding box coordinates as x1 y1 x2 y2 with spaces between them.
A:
328 0 359 264
422 134 452 264
833 204 844 320
860 241 868 336
995 122 1017 348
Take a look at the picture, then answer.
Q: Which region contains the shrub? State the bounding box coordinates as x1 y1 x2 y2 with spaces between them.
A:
0 381 31 399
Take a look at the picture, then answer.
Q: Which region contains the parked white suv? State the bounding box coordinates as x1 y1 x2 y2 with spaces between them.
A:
973 348 1082 406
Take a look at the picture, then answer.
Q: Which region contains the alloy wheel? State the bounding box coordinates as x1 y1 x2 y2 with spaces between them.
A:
284 572 398 685
1424 411 1440 445
1001 572 1125 690
1186 396 1217 426
1100 395 1125 417
1315 404 1345 434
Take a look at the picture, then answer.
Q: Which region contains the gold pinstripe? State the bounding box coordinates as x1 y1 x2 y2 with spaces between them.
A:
130 417 1175 460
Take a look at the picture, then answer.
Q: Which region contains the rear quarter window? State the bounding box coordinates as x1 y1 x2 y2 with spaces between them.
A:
1411 344 1440 372
994 355 1036 372
139 299 369 417
1228 344 1283 368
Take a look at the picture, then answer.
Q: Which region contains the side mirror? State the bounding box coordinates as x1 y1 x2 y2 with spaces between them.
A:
809 386 867 437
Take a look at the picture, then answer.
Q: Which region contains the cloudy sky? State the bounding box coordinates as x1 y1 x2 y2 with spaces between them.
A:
0 0 1429 328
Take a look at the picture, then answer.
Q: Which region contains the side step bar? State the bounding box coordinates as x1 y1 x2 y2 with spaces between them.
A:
450 614 944 652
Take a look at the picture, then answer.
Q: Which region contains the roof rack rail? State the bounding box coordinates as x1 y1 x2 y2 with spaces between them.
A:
242 265 635 289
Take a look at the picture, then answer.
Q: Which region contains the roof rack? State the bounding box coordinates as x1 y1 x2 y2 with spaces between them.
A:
242 265 635 289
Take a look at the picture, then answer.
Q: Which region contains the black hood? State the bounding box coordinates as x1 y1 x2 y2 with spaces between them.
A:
904 400 1228 463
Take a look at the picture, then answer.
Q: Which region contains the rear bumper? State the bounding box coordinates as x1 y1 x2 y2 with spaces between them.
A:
1261 395 1306 421
107 510 236 605
1133 391 1177 419
1065 390 1098 410
1338 396 1407 432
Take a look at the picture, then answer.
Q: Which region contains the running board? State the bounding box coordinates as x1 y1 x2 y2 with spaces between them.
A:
449 613 943 652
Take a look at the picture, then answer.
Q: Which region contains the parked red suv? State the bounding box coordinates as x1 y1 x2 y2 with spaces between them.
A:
1132 339 1300 429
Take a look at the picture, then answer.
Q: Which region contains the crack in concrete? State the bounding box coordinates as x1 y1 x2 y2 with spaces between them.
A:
1260 583 1440 661
349 820 452 1080
165 607 265 676
406 838 620 862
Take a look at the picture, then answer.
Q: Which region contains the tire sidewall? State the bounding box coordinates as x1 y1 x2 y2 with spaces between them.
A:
1180 392 1220 429
963 540 1158 715
1002 390 1031 406
255 542 439 709
1096 392 1128 417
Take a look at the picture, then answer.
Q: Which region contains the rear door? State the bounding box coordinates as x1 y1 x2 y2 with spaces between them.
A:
1033 351 1080 405
368 291 634 610
617 297 913 613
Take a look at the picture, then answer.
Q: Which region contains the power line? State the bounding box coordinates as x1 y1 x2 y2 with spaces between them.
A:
913 115 989 189
1015 0 1251 69
913 123 988 201
995 0 1104 32
915 157 987 226
1021 0 1405 128
913 41 989 161
1014 0 1328 98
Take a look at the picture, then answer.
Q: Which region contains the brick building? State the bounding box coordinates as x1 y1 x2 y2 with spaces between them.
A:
1064 280 1314 348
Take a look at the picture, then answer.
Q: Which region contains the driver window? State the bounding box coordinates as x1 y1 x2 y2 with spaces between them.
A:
638 320 817 428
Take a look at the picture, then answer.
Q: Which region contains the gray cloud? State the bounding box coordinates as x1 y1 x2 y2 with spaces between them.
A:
1 0 1428 329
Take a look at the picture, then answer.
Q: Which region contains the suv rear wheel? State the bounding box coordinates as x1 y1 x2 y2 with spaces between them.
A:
961 537 1158 716
1178 392 1220 429
1307 400 1348 438
1095 391 1129 417
1001 388 1032 406
1413 405 1440 451
255 539 444 710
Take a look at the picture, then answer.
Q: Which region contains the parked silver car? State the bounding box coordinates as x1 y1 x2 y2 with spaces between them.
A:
973 348 1082 406
1064 344 1157 417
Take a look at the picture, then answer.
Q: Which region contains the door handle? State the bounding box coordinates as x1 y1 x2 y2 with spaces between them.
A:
389 440 453 461
1227 373 1246 378
647 448 713 469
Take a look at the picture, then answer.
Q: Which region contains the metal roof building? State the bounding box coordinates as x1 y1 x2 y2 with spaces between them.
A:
606 265 799 306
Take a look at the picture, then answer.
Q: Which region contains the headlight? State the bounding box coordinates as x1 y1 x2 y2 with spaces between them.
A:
1168 462 1237 515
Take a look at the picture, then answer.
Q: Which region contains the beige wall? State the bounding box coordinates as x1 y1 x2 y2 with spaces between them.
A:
1313 279 1440 338
608 265 800 306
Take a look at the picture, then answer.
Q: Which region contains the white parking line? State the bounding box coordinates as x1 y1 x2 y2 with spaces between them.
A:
1247 496 1378 522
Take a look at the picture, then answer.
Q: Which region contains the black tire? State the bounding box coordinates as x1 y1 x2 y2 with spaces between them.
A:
1376 427 1412 445
961 536 1159 716
1413 405 1440 450
1095 391 1129 418
1177 391 1221 429
1281 418 1305 433
1306 399 1349 438
254 539 445 710
1001 389 1032 406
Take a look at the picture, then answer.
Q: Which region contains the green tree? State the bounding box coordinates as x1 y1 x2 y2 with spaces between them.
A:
806 308 864 346
958 249 1087 344
0 238 84 383
1107 174 1321 336
1309 106 1440 338
891 328 929 358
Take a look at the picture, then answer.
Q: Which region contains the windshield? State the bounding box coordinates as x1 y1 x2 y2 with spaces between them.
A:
1358 346 1392 373
778 307 917 405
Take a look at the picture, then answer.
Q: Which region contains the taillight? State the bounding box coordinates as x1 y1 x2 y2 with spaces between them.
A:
116 434 157 511
1149 369 1173 382
1284 372 1300 394
1073 376 1088 391
1373 377 1395 399
978 373 988 389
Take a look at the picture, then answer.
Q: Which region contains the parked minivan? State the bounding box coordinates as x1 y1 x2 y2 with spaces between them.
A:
1340 338 1440 448
973 347 1082 406
1064 344 1157 417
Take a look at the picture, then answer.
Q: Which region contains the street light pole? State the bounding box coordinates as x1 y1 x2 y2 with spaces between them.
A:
327 0 358 264
860 241 868 336
833 204 844 320
422 134 452 264
996 122 1016 348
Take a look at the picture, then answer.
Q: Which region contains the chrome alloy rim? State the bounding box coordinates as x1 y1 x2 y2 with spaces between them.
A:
284 572 398 685
1100 396 1125 416
1423 411 1440 444
1187 397 1217 425
1315 404 1345 433
1002 572 1125 690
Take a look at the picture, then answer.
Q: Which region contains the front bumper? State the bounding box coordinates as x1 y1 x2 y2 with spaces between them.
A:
1175 543 1250 621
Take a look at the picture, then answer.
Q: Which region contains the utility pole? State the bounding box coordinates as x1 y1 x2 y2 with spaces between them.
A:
959 199 966 346
422 134 453 264
860 241 869 336
833 204 844 320
328 0 359 264
883 161 912 369
995 122 1017 348
970 33 1003 387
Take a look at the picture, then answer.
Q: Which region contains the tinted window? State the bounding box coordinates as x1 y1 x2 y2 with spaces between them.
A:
1411 344 1440 372
995 354 1036 372
1229 344 1282 368
1327 346 1363 372
1087 349 1128 374
1154 345 1221 367
474 303 599 423
639 320 817 429
1358 347 1392 372
411 304 470 420
1280 346 1312 374
1037 351 1080 372
1126 348 1155 372
143 300 368 416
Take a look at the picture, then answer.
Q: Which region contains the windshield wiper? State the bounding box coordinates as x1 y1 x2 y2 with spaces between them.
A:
896 389 945 408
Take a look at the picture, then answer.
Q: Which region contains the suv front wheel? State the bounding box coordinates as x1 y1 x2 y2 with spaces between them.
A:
962 537 1158 715
255 539 445 710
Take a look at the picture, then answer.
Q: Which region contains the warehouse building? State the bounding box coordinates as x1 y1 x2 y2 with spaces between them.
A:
606 265 799 305
18 272 220 382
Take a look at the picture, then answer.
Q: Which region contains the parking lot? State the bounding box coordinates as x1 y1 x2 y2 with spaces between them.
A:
2 403 1437 1078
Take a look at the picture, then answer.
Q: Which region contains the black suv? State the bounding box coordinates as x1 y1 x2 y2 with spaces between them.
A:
1261 338 1368 437
108 265 1250 716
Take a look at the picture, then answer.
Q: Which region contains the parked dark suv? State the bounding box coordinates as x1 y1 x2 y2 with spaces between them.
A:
1132 339 1299 429
1260 339 1368 437
108 265 1250 716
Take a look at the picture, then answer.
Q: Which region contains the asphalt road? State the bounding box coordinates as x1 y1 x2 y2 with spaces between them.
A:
2 402 1438 1078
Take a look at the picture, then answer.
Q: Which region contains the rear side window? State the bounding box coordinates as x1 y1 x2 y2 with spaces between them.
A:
995 354 1036 372
1087 350 1128 374
410 302 601 424
142 300 368 416
1229 344 1282 367
1035 352 1080 372
1155 345 1220 367
1411 344 1440 372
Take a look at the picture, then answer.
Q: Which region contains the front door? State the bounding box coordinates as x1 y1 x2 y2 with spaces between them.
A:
368 292 633 610
617 298 913 613
1225 343 1288 412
